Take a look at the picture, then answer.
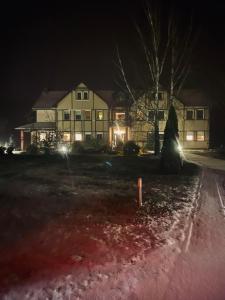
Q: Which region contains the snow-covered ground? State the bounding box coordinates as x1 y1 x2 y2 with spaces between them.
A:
0 155 201 299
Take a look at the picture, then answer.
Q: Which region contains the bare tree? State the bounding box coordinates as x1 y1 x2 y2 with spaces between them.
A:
117 2 171 155
167 11 197 105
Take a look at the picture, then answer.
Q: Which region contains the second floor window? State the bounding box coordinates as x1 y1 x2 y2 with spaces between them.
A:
148 110 155 121
158 110 164 121
196 109 204 120
84 110 91 120
75 110 81 121
115 112 125 120
63 110 70 120
96 110 103 120
186 110 194 120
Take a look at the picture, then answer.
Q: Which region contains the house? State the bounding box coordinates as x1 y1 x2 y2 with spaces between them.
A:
15 82 210 151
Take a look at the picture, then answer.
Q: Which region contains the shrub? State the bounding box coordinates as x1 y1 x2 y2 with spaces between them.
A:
123 140 140 156
26 143 39 155
71 141 84 154
0 146 6 156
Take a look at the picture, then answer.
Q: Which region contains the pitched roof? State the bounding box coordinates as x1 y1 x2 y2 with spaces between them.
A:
177 89 210 107
15 122 56 130
95 90 115 106
33 90 68 109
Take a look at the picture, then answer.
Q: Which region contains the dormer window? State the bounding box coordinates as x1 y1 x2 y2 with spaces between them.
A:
76 90 89 100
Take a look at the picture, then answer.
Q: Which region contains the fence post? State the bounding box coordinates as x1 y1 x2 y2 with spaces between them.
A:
137 177 142 208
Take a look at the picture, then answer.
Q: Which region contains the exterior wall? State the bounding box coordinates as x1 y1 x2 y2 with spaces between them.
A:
36 110 55 122
56 83 109 143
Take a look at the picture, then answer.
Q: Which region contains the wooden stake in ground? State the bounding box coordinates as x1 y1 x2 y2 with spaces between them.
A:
137 177 143 208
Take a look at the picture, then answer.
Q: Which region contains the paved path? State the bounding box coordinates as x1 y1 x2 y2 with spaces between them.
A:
162 167 225 300
184 151 225 171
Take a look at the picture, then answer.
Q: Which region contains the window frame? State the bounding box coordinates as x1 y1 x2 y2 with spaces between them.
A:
196 109 204 120
63 132 71 142
158 110 165 121
96 132 103 140
74 132 82 141
186 131 195 141
186 109 194 120
63 110 70 121
196 131 205 141
96 110 104 120
84 110 91 120
74 110 82 121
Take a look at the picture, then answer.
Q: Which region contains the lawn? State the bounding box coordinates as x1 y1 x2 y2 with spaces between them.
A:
0 154 200 298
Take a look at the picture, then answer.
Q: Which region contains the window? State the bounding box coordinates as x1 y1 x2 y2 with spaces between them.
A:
76 91 82 100
63 132 71 142
158 93 163 100
196 109 204 120
96 133 103 140
186 131 194 141
75 133 82 141
158 110 164 121
84 110 91 120
63 110 70 120
83 91 89 100
148 110 155 121
85 133 92 141
186 110 194 120
159 132 164 141
115 112 125 120
197 131 205 141
76 90 89 100
96 110 103 120
39 132 47 141
75 110 82 120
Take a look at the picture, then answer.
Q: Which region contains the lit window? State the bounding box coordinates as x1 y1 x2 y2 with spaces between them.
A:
63 132 71 142
186 110 194 120
76 92 82 100
148 110 155 121
39 132 47 141
158 110 164 121
83 91 89 100
96 133 103 140
196 109 204 120
96 110 103 120
75 110 81 120
75 133 82 141
197 131 205 141
84 110 91 120
186 131 194 141
85 133 92 141
63 110 70 120
115 112 125 120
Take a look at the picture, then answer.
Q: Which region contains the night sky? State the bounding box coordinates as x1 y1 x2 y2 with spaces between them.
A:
1 0 225 145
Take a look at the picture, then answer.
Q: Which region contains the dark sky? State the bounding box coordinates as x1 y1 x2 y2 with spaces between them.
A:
1 0 225 144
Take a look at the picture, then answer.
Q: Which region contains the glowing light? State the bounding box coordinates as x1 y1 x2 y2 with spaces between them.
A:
177 144 182 152
58 145 69 155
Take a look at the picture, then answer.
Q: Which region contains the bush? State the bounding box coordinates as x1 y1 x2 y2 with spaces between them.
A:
0 146 6 156
123 140 140 156
26 143 39 155
71 141 84 154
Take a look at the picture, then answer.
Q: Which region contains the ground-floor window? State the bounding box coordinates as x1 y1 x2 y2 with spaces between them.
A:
39 132 47 141
196 131 205 141
186 131 194 141
75 133 82 141
85 133 92 141
63 132 71 142
96 132 103 140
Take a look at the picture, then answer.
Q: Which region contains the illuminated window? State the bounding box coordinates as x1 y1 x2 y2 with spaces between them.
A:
96 110 103 120
75 133 82 141
85 133 92 141
96 133 103 140
158 110 164 120
83 91 89 100
63 110 70 120
186 110 194 120
197 131 205 141
63 132 71 142
186 131 194 141
196 109 204 120
148 110 155 121
75 110 81 120
39 132 47 141
84 110 91 120
115 112 125 120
